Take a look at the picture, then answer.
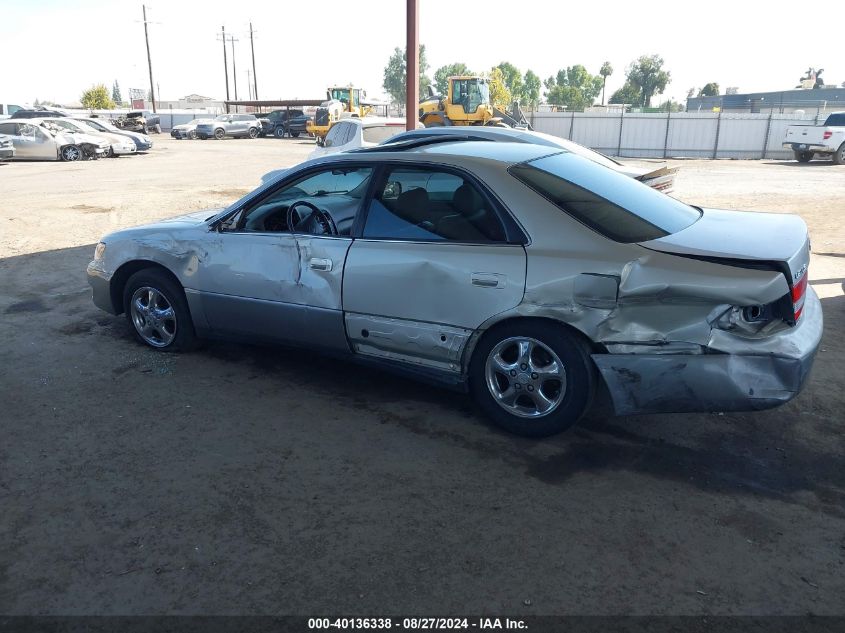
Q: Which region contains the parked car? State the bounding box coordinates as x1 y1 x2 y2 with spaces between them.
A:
0 134 14 160
308 118 412 159
288 113 312 137
196 114 262 140
783 112 845 164
260 109 305 138
383 126 678 192
10 108 67 119
114 111 161 134
87 138 821 437
170 119 213 140
1 103 28 119
75 117 153 151
44 118 136 157
0 119 109 160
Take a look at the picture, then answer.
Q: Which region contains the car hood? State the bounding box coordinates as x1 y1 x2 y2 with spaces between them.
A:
107 209 223 239
640 207 809 280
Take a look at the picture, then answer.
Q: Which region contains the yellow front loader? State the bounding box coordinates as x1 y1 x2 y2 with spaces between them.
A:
306 85 372 143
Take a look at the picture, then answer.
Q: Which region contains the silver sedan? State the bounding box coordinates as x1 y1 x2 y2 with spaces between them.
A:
87 138 822 437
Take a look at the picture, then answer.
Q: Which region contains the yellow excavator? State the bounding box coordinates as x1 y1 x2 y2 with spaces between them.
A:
419 75 534 128
307 85 374 143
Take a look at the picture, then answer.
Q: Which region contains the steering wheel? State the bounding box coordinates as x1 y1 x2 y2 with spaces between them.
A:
286 200 337 236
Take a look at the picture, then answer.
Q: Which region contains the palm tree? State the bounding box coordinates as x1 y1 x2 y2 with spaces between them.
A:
599 61 613 106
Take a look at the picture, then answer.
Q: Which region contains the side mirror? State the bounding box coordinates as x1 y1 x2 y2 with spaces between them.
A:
324 139 333 147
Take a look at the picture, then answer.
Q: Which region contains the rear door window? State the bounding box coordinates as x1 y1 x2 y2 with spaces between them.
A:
362 166 507 243
824 113 845 127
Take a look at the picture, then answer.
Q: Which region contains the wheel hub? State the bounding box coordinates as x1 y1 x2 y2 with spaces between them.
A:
484 336 567 419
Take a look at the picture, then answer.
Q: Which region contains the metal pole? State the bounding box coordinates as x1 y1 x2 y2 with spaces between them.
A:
142 4 156 113
616 108 624 156
230 36 239 102
761 111 773 160
712 103 723 160
662 111 671 158
405 0 419 130
568 112 575 140
220 26 230 113
249 22 258 101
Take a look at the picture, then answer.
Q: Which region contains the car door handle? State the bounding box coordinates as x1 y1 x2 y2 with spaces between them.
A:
309 257 333 272
471 272 505 289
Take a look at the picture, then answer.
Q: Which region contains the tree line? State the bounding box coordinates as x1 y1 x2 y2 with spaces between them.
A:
382 49 719 112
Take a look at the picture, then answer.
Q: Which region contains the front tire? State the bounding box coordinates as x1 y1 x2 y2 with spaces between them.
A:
469 320 596 437
794 150 814 163
189 130 197 140
61 145 82 161
248 126 259 139
834 143 845 166
290 131 300 138
123 268 197 352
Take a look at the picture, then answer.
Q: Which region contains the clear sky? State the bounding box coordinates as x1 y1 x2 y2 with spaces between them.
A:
2 0 843 107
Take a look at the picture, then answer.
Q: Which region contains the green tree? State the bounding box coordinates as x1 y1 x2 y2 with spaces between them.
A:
522 69 541 108
698 82 719 97
495 62 523 103
599 61 613 105
625 54 671 107
658 98 684 112
383 45 431 106
81 84 115 109
609 81 641 106
544 65 603 111
488 67 511 109
433 62 472 96
112 80 123 105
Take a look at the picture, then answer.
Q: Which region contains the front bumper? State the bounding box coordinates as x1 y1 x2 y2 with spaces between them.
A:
783 142 832 153
87 260 117 314
593 286 823 415
112 143 137 155
0 147 14 160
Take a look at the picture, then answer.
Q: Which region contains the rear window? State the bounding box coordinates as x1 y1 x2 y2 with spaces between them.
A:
362 125 405 144
824 113 845 127
509 152 700 243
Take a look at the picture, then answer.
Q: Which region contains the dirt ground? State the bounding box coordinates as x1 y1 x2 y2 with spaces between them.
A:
1 138 843 616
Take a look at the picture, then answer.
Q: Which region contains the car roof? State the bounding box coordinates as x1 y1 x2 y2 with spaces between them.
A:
336 139 560 165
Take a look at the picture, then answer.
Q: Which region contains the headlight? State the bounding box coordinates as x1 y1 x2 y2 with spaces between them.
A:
94 242 106 261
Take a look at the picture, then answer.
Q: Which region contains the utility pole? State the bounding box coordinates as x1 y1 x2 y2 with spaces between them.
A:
142 4 156 113
217 26 230 112
247 68 252 100
249 22 258 100
229 35 239 102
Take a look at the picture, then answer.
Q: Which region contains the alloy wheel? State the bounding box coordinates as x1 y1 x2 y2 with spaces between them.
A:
130 286 177 348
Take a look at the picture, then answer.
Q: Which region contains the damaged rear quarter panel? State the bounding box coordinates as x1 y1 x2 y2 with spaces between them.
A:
470 167 789 350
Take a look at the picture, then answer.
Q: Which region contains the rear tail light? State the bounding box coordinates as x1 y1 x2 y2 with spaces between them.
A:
823 130 833 140
791 270 809 322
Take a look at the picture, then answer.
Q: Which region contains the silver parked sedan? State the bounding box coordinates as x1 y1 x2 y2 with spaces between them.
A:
87 138 822 437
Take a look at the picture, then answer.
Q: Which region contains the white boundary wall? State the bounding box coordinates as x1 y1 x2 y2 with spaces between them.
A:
529 111 825 160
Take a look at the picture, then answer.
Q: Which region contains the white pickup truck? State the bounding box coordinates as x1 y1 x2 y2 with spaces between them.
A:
783 112 845 164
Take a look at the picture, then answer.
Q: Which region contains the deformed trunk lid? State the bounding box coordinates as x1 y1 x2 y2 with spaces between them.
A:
639 207 809 282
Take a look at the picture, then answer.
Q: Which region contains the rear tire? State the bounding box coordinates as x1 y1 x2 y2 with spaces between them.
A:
795 150 814 163
834 143 845 166
290 131 300 138
214 128 225 140
274 127 286 138
189 130 197 140
248 127 259 139
469 320 596 437
123 268 197 352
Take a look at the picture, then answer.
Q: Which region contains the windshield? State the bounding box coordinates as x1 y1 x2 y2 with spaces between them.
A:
331 88 351 104
451 79 489 114
510 152 700 243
